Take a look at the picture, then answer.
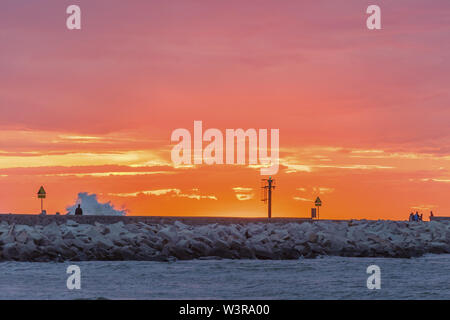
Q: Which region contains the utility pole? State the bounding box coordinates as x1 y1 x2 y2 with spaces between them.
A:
261 176 275 219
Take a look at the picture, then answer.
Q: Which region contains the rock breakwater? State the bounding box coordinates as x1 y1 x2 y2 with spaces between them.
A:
0 219 449 262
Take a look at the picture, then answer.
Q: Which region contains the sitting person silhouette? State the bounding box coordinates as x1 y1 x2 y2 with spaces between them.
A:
75 204 83 216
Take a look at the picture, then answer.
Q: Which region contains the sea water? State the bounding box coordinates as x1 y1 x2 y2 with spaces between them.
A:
0 254 449 299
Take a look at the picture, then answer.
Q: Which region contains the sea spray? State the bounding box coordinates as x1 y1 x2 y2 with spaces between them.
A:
66 192 127 216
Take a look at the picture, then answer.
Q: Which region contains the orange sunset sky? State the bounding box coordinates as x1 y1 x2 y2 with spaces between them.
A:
1 1 450 220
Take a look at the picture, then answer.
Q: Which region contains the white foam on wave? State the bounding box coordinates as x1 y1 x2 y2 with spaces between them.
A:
66 192 127 216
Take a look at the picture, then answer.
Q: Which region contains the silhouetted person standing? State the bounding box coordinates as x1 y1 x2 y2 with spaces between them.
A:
75 204 83 216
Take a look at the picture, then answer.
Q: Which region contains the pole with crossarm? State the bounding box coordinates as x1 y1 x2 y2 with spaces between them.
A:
261 177 275 219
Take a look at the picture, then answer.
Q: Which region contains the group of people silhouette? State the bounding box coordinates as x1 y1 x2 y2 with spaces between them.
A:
409 211 434 222
409 212 423 221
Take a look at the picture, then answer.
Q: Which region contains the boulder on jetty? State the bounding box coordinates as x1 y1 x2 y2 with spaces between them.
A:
0 218 449 262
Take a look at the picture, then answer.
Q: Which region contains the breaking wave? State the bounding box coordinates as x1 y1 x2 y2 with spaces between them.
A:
66 192 127 216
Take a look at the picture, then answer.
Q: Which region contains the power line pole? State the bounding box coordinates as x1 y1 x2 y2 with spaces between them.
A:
261 176 275 219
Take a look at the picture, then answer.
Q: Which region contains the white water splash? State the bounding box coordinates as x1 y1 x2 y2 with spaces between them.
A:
66 192 127 216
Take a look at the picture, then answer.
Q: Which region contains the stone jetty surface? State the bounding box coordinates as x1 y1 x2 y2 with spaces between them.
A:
0 215 449 261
